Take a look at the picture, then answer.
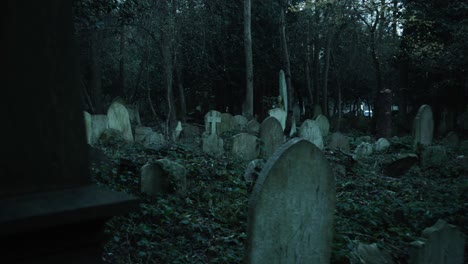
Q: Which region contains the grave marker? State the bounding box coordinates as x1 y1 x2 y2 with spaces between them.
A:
246 138 335 263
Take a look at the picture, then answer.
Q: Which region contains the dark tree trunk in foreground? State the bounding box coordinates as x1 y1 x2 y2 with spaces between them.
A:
244 0 254 119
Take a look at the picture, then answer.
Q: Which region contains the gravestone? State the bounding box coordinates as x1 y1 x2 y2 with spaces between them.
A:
299 119 324 150
107 101 134 142
134 126 166 150
328 133 350 152
354 142 374 158
413 104 434 148
442 131 459 150
91 115 109 144
269 108 287 131
232 133 259 161
175 121 183 139
279 70 288 111
315 114 330 136
141 159 187 196
204 110 222 135
2 2 137 262
234 115 248 130
375 138 391 152
383 154 419 177
246 119 261 134
202 134 224 156
259 117 284 158
219 113 235 134
409 219 465 264
351 243 394 264
246 138 335 263
420 145 448 168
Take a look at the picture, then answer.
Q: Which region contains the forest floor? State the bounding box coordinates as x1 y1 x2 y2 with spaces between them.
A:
90 131 467 264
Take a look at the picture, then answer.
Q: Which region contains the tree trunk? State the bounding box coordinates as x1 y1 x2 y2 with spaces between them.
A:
305 18 313 108
244 0 254 119
162 30 176 136
312 40 320 106
279 0 293 113
118 23 126 98
89 31 104 113
322 33 332 117
176 64 186 122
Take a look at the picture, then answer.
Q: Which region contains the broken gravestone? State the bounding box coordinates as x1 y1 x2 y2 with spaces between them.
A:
350 243 394 264
299 119 324 150
141 159 187 196
245 138 335 264
409 219 465 264
354 142 374 159
375 138 391 152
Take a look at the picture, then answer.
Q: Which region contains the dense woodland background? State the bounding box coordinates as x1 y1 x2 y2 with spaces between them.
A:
73 0 467 137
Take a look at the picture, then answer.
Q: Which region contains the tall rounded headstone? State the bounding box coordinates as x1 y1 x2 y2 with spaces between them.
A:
259 117 284 158
246 138 336 263
315 114 330 136
232 133 259 161
413 104 434 148
107 101 134 142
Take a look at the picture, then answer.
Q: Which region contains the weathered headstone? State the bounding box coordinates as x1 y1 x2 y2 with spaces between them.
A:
134 126 166 149
420 145 448 168
375 138 391 152
354 142 374 158
246 119 261 134
2 2 137 261
442 131 460 150
232 133 259 161
219 113 235 134
328 133 350 152
246 138 335 263
409 219 465 264
299 119 324 150
269 108 287 131
243 159 265 182
234 115 248 130
107 101 134 142
91 115 109 144
259 117 284 158
204 110 222 135
413 104 434 148
315 114 330 136
141 159 187 196
202 134 224 156
279 70 288 112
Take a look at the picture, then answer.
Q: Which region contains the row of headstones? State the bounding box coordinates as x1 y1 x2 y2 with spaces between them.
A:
84 100 184 149
202 109 331 161
140 137 465 263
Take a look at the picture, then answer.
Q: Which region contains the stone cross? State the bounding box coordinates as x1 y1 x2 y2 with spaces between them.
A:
207 112 221 135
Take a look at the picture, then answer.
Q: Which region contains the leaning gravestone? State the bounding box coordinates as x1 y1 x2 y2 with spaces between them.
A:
409 219 465 264
246 119 261 134
260 117 284 158
315 114 330 136
299 119 324 150
232 133 259 161
234 115 248 130
269 108 287 131
107 101 134 142
245 138 335 264
413 104 434 148
204 110 222 135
